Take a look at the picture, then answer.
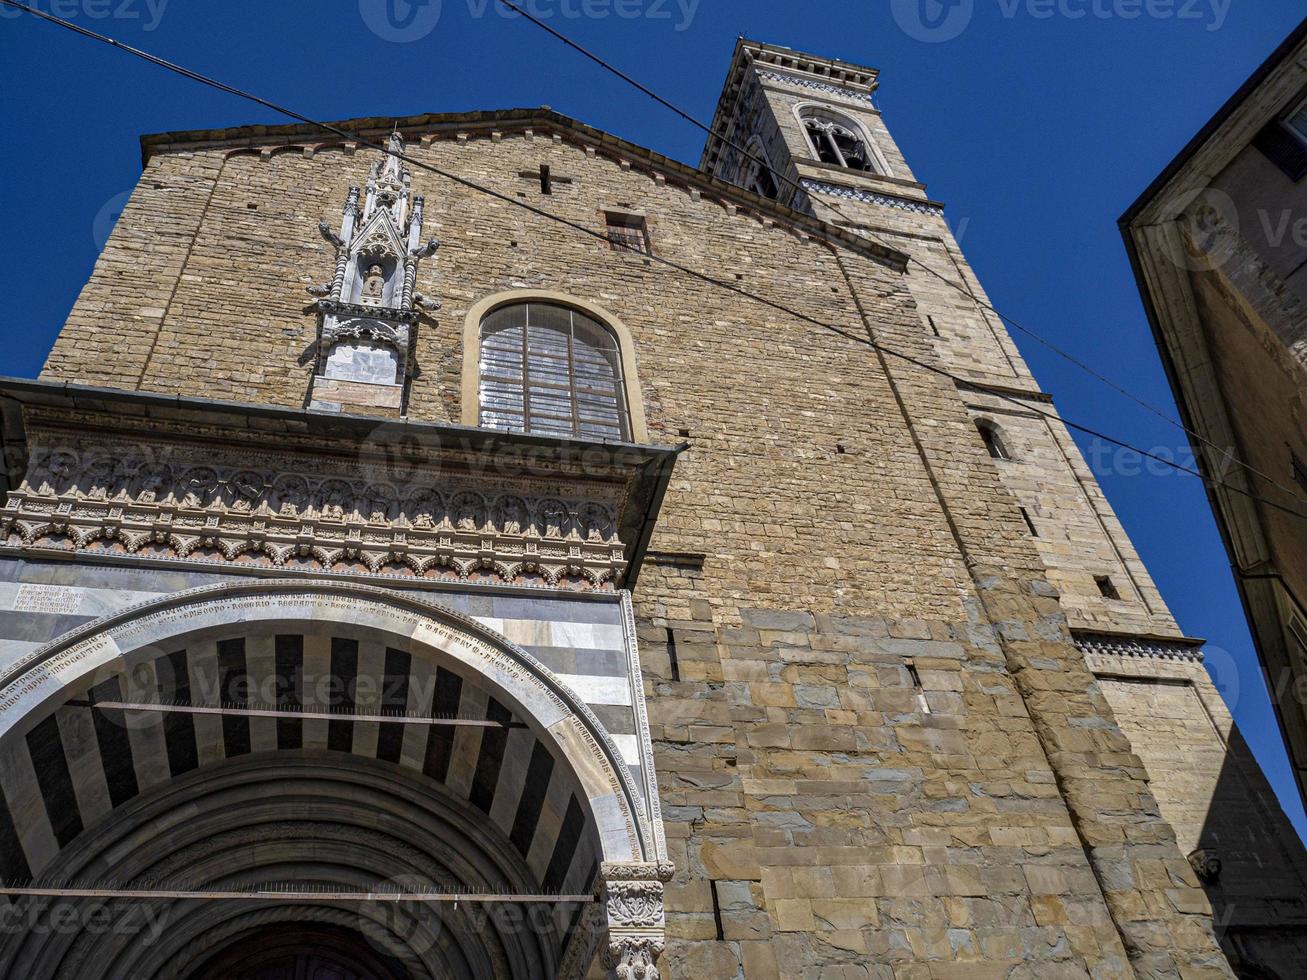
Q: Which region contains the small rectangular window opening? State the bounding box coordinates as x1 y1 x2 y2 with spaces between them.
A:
1292 449 1307 494
905 659 931 715
1287 98 1307 143
665 627 680 683
1095 576 1121 601
605 212 650 254
709 881 726 941
1253 92 1307 182
1019 507 1038 537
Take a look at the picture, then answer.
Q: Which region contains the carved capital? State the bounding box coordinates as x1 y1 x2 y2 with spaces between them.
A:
600 861 674 883
596 861 672 980
602 935 665 980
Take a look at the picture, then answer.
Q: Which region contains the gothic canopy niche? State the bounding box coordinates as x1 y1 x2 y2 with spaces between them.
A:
308 130 441 416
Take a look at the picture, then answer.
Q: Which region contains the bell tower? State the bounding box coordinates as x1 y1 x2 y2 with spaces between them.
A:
703 38 1190 641
701 39 1032 391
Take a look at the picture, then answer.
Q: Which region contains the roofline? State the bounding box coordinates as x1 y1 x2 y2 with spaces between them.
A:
1119 14 1307 228
732 37 881 83
136 106 910 272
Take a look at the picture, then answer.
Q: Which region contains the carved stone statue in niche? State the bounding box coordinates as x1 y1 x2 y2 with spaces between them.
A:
360 263 386 306
228 472 265 513
537 499 569 539
271 476 308 518
83 458 122 501
31 451 77 496
179 468 219 510
495 496 528 536
402 489 441 529
133 464 172 504
453 494 485 533
578 503 614 543
317 481 354 522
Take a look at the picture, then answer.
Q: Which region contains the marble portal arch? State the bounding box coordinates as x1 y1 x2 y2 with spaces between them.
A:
0 580 671 980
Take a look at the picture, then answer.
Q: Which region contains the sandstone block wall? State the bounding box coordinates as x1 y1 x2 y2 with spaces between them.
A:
36 117 1244 976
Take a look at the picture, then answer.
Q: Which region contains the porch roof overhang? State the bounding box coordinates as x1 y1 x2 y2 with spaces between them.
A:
0 375 685 590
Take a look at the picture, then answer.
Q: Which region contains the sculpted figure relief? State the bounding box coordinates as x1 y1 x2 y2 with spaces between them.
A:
360 263 386 304
401 489 442 529
7 441 625 587
178 468 219 510
494 495 529 536
537 499 570 539
451 492 486 533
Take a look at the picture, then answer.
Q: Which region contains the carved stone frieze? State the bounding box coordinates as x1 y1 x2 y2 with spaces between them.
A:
3 430 627 589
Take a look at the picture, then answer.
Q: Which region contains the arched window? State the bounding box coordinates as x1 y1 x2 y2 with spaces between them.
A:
479 302 630 441
800 108 879 174
977 420 1011 460
740 136 780 200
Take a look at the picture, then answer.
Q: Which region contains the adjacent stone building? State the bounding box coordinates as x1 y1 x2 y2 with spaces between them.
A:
0 35 1303 979
1122 15 1307 834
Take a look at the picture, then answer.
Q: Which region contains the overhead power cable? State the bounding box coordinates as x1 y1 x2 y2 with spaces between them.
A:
490 0 1298 507
6 1 1307 524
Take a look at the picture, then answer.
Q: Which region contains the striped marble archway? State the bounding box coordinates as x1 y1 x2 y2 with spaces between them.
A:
0 580 670 979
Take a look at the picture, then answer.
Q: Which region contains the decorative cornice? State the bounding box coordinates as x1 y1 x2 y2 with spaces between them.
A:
0 379 684 590
4 429 627 590
1074 632 1205 663
316 299 420 325
800 178 945 216
754 68 873 107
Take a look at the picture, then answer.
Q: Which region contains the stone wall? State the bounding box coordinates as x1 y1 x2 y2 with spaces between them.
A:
35 117 1243 976
1090 648 1307 978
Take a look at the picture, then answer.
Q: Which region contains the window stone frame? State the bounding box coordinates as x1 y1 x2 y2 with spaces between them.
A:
462 290 651 444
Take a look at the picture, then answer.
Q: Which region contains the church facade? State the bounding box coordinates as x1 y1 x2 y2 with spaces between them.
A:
0 37 1304 979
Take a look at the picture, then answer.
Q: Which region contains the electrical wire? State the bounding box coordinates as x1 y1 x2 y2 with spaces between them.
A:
490 0 1296 506
6 0 1307 524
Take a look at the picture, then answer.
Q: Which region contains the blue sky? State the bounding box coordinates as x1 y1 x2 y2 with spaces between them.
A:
2 0 1306 838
